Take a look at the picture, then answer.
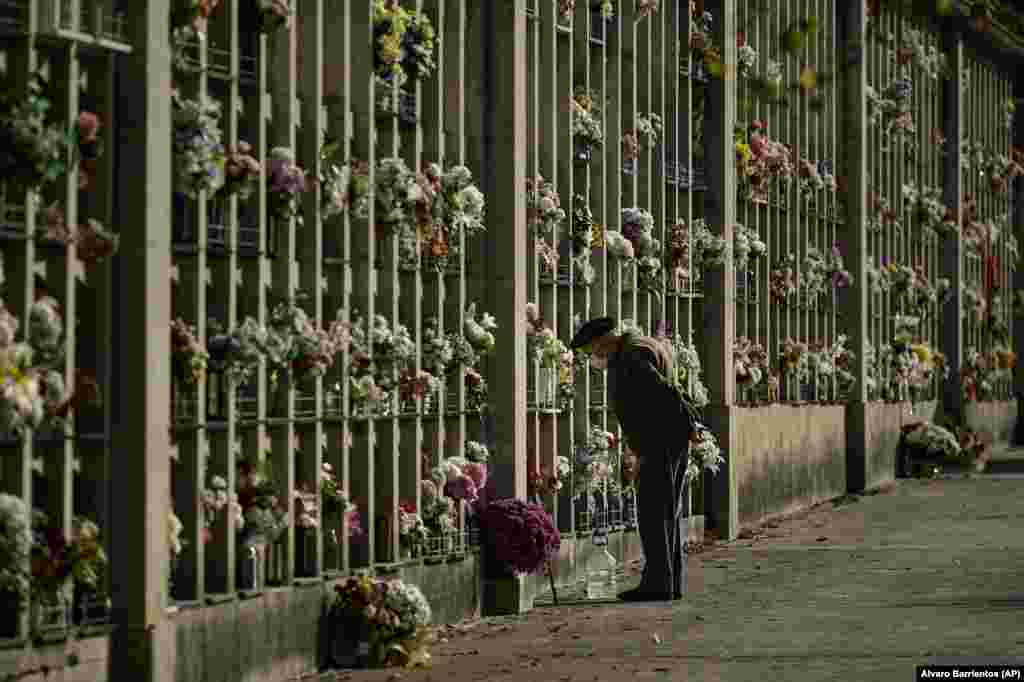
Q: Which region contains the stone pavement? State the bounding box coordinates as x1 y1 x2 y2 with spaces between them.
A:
316 467 1024 682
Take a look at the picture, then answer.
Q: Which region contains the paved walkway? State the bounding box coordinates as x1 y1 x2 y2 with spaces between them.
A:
318 466 1024 682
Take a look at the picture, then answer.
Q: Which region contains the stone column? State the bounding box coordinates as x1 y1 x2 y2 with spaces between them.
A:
466 0 530 615
940 29 965 426
700 0 738 541
109 0 174 680
838 0 872 492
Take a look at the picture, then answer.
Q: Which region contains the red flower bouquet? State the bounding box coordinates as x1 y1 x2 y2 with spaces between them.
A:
478 498 560 576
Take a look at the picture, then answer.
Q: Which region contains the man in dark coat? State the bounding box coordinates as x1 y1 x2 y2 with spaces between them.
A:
570 316 697 602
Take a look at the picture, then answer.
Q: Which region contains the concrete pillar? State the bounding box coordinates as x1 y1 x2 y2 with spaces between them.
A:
940 29 965 425
1014 73 1024 444
108 0 174 680
839 0 872 492
466 0 530 615
700 0 738 541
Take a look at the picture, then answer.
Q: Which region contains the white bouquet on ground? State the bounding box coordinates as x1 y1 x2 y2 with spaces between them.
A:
903 422 961 460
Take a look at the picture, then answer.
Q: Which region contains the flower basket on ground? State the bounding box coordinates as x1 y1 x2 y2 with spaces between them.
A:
477 498 560 579
896 421 965 478
328 575 433 670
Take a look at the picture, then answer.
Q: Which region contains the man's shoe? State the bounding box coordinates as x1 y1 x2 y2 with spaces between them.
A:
617 588 683 602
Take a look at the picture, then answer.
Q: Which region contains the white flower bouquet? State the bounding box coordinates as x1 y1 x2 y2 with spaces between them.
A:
0 493 32 608
172 89 225 199
526 175 565 237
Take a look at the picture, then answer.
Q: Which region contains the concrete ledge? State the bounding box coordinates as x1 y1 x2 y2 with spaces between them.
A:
733 404 847 531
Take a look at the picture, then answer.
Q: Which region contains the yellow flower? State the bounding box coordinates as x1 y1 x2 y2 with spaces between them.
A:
590 222 605 248
911 344 931 365
379 32 402 64
735 142 751 164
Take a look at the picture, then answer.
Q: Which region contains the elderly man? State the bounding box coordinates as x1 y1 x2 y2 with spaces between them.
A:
570 316 698 602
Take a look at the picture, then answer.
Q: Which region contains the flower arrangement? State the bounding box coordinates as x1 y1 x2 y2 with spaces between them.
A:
571 88 603 154
419 479 457 537
666 218 728 289
169 508 184 562
0 72 69 195
204 317 274 387
525 308 569 369
462 303 498 357
373 0 437 86
418 317 454 378
535 238 559 279
901 182 958 236
30 514 107 603
656 331 710 408
568 194 597 285
251 0 291 32
574 426 615 494
866 83 917 156
406 163 486 271
266 147 308 223
200 474 232 540
961 347 1014 402
779 338 810 384
735 119 794 204
74 111 103 191
686 426 725 482
465 440 490 463
526 175 565 238
736 40 758 79
603 210 656 291
558 0 576 22
0 494 32 609
901 421 961 462
732 223 767 272
236 458 289 543
478 498 560 576
529 455 571 497
636 0 659 19
220 141 261 200
172 89 225 199
329 574 433 668
319 142 353 221
634 113 663 149
373 157 420 239
0 297 67 436
174 0 221 36
398 501 429 555
170 318 209 385
268 299 352 384
734 336 770 390
348 312 416 415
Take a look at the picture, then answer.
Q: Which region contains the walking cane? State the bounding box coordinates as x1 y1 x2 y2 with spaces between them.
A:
545 558 559 605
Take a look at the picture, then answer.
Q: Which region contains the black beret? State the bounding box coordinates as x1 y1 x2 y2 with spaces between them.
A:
569 316 617 350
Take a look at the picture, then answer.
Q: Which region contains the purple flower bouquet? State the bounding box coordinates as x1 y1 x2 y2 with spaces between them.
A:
478 498 560 576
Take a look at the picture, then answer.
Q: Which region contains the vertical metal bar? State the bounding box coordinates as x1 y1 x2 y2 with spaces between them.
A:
298 0 325 578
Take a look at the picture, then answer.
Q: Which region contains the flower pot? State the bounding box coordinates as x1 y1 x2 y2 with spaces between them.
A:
30 595 68 636
0 591 21 638
329 617 372 669
237 532 267 591
573 139 593 165
536 367 557 409
295 527 318 577
398 91 417 126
